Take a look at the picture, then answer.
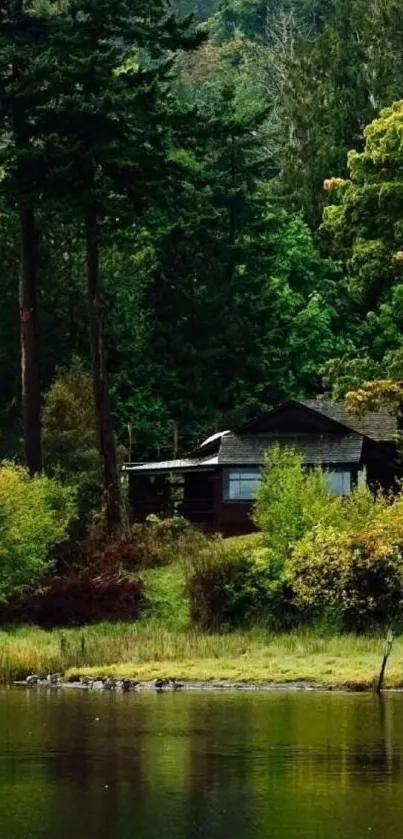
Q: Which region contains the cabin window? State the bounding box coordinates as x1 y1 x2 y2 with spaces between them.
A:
324 469 351 496
223 467 260 501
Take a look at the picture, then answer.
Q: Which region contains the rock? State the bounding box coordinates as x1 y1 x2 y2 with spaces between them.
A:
46 673 62 685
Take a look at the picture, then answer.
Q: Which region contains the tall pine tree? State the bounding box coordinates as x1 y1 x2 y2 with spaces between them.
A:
41 0 201 532
0 1 57 473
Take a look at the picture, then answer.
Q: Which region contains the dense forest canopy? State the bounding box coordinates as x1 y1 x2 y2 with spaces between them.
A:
1 0 403 503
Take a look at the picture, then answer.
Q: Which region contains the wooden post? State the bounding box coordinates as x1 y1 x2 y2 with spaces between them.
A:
376 630 394 694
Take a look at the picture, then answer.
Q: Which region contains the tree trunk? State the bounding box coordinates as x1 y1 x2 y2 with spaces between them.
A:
19 204 42 475
85 208 124 536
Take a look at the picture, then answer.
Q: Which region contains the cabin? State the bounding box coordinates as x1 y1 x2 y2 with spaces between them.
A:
124 399 401 536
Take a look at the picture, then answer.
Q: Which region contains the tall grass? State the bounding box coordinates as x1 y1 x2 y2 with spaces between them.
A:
0 623 400 689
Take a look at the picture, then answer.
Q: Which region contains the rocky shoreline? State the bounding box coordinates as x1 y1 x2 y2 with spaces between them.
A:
12 674 362 692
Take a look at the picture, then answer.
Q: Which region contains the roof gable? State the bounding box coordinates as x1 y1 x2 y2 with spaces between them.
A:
302 401 397 442
237 400 397 442
237 400 352 436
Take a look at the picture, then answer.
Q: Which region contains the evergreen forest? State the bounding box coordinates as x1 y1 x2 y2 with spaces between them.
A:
2 0 403 533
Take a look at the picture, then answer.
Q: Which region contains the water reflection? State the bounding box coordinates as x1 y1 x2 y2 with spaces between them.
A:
1 689 403 839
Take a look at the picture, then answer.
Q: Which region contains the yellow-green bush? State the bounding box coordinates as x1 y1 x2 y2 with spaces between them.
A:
252 447 403 631
0 463 76 602
254 445 332 563
289 503 403 630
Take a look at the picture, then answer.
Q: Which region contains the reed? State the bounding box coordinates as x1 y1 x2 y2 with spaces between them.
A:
1 623 402 689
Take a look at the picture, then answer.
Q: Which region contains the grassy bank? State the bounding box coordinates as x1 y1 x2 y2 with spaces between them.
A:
0 623 402 690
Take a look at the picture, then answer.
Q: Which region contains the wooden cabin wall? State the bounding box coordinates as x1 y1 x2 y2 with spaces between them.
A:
128 473 173 521
180 472 215 527
214 471 256 536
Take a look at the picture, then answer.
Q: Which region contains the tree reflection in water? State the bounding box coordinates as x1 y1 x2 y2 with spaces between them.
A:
1 690 403 839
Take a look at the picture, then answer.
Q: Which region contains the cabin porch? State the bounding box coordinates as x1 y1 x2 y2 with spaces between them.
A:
127 467 217 529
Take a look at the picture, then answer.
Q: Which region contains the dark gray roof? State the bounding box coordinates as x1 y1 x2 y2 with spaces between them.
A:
302 400 397 442
218 433 363 465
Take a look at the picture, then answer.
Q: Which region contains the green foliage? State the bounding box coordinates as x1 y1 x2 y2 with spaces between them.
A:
0 203 19 456
43 367 99 482
288 496 403 631
140 564 190 630
254 445 332 565
322 100 403 389
0 0 353 464
0 2 57 204
255 0 374 227
285 466 403 631
186 530 298 631
43 367 101 518
1 0 403 524
251 447 403 632
0 463 76 602
129 514 210 568
188 539 273 630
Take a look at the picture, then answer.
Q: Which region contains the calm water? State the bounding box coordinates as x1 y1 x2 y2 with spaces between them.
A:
1 689 403 839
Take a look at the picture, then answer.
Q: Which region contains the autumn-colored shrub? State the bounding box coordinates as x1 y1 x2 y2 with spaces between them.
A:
0 570 146 628
288 517 403 631
89 538 143 573
67 516 208 578
252 447 403 631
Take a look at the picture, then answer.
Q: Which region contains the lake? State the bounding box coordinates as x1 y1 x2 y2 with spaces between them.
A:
1 688 402 839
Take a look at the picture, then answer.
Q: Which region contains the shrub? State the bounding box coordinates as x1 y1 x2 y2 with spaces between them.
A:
129 514 210 569
188 539 296 630
43 367 99 482
189 545 266 630
43 366 129 529
254 445 332 567
332 483 387 533
288 516 403 631
89 538 143 574
43 368 101 519
140 564 190 630
253 449 399 631
0 570 146 628
0 463 76 602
